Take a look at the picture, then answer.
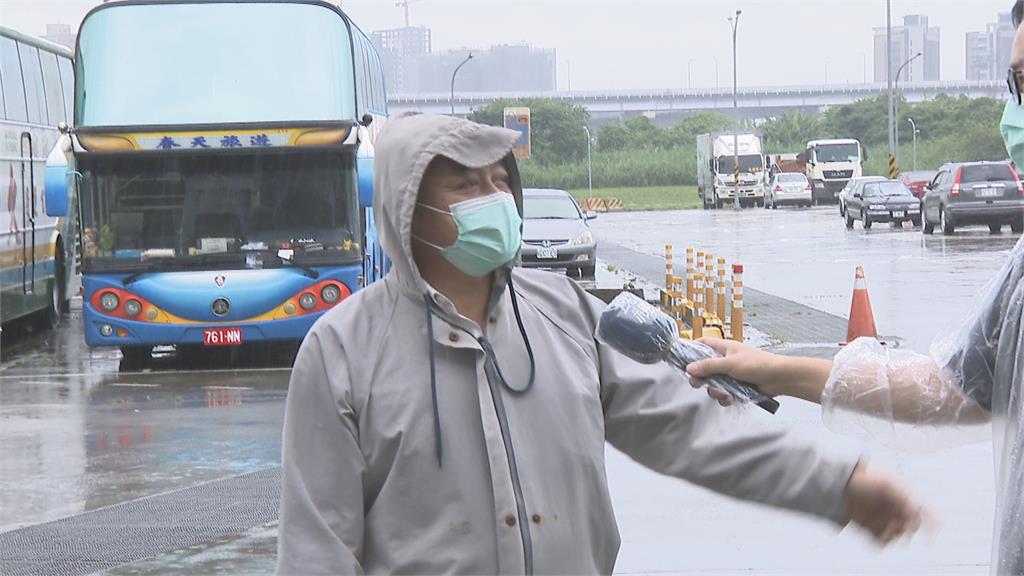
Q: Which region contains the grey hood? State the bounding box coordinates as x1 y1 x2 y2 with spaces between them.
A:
373 113 525 294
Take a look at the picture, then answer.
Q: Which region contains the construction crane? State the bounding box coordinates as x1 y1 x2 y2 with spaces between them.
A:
396 0 420 27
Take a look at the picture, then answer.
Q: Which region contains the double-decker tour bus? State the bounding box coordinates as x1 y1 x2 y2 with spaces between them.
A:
44 0 388 361
1 26 78 330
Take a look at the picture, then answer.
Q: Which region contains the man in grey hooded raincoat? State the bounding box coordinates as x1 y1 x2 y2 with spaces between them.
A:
277 113 921 575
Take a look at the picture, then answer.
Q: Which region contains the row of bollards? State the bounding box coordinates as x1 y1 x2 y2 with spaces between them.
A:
662 244 744 342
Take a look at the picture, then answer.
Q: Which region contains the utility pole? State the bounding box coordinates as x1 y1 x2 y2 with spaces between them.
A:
908 117 919 171
729 10 742 210
583 126 593 202
886 0 895 178
450 53 473 116
894 52 922 170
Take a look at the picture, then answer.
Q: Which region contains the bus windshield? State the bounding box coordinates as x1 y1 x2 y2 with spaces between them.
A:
80 151 360 271
718 155 764 174
76 2 355 126
814 143 860 163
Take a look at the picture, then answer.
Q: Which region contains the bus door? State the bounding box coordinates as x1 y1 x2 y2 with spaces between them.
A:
20 132 35 295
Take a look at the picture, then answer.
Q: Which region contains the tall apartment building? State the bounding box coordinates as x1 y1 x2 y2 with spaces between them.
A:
873 14 941 83
966 12 1014 81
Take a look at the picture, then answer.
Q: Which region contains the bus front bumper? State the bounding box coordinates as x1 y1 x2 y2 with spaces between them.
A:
83 306 322 347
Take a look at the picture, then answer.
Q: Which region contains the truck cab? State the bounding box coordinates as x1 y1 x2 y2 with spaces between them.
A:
802 139 864 205
696 132 767 209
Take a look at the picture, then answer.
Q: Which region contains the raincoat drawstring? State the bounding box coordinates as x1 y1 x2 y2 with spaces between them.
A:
424 273 537 466
424 295 444 467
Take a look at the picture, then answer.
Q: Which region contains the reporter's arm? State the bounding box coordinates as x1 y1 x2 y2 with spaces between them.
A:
684 339 831 403
688 338 989 426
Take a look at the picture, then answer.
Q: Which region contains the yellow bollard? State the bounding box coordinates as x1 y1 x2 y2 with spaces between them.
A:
704 256 716 321
693 273 704 339
696 252 705 291
717 257 728 324
665 244 674 291
731 263 744 342
686 247 696 302
672 275 684 332
667 272 684 327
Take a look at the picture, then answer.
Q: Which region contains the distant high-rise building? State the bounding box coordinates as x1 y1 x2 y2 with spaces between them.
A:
371 27 431 94
371 26 556 95
41 23 75 50
408 44 556 94
873 14 941 83
966 12 1014 81
966 32 994 81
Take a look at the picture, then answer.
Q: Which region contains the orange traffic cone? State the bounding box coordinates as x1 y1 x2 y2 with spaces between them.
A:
842 266 880 345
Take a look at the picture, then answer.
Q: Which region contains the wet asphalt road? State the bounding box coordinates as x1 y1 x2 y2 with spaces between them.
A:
589 205 1020 352
0 206 1018 574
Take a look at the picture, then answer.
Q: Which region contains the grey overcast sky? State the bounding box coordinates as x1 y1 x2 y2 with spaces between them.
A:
1 0 1011 90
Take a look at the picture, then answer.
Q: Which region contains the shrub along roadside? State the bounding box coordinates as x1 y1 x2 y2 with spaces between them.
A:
521 147 697 190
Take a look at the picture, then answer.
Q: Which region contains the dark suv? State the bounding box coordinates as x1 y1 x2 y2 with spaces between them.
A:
923 162 1024 235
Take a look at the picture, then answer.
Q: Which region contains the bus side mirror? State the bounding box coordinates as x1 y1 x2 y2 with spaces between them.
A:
862 145 869 162
357 156 374 208
45 138 69 217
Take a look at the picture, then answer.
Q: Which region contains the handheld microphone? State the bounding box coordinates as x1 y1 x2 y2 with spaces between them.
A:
597 292 780 414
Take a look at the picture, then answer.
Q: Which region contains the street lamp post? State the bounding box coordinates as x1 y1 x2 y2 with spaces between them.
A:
894 52 922 168
688 58 695 90
824 61 831 85
449 52 473 116
729 10 742 210
583 125 593 202
886 0 894 167
907 117 919 171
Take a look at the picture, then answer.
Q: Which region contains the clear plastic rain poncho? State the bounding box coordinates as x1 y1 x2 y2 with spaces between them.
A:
823 236 1023 575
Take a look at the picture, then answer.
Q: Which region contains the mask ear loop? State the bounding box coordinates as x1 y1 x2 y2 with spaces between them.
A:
412 202 456 252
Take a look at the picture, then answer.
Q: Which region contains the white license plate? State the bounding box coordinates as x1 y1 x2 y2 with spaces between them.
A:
976 188 1002 198
536 247 558 259
893 211 905 218
204 327 243 346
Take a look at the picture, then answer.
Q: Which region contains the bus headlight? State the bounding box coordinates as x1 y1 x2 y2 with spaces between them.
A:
321 284 342 304
124 299 142 317
100 292 120 311
299 293 317 310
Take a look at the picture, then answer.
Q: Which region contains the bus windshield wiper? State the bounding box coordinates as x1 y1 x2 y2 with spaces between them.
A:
252 249 320 279
122 257 178 286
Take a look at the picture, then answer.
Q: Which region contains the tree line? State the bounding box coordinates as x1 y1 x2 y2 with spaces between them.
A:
467 93 1007 189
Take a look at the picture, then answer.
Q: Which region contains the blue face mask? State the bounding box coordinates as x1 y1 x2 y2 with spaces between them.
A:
414 192 523 277
1002 99 1024 169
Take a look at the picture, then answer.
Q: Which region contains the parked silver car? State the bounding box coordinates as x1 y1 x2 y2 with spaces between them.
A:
520 189 598 277
765 172 812 208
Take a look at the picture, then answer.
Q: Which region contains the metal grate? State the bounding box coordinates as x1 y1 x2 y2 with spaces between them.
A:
0 467 281 576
